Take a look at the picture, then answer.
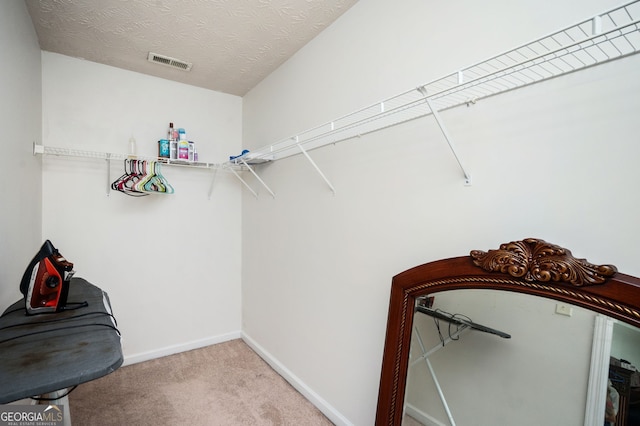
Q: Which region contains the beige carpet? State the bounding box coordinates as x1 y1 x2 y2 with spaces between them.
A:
69 339 334 425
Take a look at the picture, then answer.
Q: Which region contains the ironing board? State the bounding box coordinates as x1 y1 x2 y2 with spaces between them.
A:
0 278 122 419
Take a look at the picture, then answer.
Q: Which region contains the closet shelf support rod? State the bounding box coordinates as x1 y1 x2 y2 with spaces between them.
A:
418 86 472 186
207 168 218 200
296 137 336 195
229 166 258 198
106 154 111 197
240 158 276 198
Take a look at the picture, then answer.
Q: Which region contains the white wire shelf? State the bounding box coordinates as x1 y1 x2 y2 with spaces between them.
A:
34 143 232 198
34 143 220 170
227 0 640 167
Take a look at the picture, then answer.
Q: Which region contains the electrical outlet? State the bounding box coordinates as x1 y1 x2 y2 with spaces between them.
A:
555 304 573 317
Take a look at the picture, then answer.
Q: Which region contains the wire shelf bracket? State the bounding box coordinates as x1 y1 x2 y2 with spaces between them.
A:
296 136 336 194
106 153 112 196
228 165 258 198
240 158 276 198
207 167 218 200
418 86 472 186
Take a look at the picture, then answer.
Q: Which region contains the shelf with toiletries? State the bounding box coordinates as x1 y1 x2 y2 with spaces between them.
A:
33 142 229 198
33 123 221 170
34 143 219 170
32 122 246 197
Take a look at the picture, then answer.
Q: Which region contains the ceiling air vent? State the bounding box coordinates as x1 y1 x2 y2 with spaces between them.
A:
147 52 192 71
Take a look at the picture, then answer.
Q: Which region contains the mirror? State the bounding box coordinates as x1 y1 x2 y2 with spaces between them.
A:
376 239 640 426
404 290 639 425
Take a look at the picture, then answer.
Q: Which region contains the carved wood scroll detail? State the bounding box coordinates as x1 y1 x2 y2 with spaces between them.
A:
470 238 618 287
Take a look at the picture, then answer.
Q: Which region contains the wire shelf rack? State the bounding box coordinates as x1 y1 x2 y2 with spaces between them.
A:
227 0 640 167
34 143 219 170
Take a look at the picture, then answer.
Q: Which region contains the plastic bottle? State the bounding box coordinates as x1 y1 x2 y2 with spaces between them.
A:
158 140 170 158
188 141 195 162
168 123 177 160
178 139 189 160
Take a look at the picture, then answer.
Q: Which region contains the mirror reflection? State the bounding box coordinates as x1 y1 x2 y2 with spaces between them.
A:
402 290 640 426
609 322 640 426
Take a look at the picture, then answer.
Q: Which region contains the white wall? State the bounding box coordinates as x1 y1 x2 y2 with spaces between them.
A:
241 0 640 424
40 52 243 362
0 2 42 308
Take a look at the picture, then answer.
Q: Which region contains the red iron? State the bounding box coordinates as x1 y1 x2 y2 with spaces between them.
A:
20 240 75 315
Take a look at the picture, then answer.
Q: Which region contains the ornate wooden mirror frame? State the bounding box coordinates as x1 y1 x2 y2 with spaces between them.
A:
375 238 640 425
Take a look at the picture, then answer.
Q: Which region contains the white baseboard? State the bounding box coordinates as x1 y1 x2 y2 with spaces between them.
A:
242 332 353 426
404 403 446 426
123 330 242 366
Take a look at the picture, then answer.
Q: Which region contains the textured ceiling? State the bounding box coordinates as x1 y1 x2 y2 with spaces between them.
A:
25 0 358 96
